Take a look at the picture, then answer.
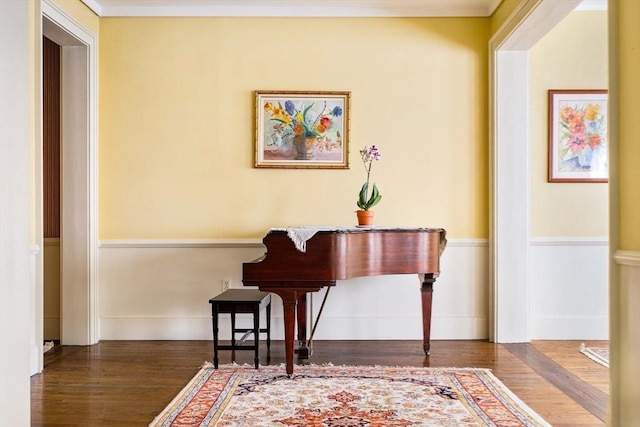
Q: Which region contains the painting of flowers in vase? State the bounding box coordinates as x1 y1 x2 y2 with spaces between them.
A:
255 91 350 169
548 90 608 182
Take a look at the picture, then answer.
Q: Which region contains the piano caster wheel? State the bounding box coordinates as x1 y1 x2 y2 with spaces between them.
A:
424 350 430 356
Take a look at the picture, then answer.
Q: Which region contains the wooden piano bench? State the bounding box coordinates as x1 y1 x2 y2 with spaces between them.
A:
208 289 271 369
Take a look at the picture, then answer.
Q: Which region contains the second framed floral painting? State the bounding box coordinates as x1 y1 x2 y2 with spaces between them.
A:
548 89 608 182
255 91 350 168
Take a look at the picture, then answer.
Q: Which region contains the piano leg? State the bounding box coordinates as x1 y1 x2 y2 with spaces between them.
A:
296 293 309 359
420 273 435 356
278 290 298 376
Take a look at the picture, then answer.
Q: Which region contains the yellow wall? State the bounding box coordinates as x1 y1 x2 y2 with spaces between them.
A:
99 17 489 239
53 0 99 34
530 10 608 237
490 0 520 35
617 0 640 251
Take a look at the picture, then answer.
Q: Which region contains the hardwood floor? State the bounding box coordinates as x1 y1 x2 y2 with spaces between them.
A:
31 340 608 426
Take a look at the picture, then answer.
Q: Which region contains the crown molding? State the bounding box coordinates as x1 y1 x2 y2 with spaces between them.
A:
80 0 503 18
575 0 607 11
81 0 103 16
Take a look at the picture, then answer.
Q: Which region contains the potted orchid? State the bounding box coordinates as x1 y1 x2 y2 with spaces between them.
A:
356 145 382 225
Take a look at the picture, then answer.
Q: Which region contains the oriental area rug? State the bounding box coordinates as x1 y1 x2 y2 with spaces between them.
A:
580 343 610 367
150 363 551 427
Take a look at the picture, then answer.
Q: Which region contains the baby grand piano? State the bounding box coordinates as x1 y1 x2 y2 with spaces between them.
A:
242 227 447 375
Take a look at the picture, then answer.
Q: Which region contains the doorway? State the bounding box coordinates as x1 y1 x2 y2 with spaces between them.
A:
490 0 607 341
38 0 99 366
43 35 62 343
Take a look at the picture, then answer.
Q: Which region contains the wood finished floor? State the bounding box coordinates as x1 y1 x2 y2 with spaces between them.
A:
31 340 608 426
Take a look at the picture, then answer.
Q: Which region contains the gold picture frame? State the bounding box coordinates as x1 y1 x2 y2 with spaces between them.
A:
255 90 350 169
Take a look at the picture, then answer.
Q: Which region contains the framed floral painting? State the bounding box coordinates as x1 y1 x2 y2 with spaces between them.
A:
548 89 608 183
255 91 350 169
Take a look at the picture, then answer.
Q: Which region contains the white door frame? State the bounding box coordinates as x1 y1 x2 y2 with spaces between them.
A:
489 0 582 342
40 0 98 351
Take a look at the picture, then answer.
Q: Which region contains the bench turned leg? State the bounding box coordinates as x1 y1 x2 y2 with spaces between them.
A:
230 310 236 362
253 305 260 368
212 305 220 369
266 302 271 353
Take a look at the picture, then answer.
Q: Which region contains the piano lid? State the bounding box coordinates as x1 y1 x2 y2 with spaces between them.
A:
271 226 446 253
242 227 447 283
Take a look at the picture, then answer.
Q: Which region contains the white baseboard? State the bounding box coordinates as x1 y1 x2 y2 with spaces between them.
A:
531 315 608 339
100 314 489 341
310 315 489 340
100 316 214 340
29 344 39 376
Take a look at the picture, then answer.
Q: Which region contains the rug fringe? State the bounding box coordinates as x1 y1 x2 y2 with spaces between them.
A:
203 361 493 373
579 343 609 368
481 369 552 427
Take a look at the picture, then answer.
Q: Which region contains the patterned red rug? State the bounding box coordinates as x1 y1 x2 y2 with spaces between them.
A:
150 364 550 426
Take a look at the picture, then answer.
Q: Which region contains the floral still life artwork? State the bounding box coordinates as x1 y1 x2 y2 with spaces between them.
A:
255 91 350 168
548 90 608 182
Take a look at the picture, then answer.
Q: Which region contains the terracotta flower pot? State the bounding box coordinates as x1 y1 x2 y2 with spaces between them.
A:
356 210 374 226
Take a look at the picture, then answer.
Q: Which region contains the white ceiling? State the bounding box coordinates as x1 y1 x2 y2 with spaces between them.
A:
80 0 606 18
80 0 503 18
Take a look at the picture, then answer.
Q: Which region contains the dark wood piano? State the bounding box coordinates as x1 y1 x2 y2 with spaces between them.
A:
242 227 447 375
